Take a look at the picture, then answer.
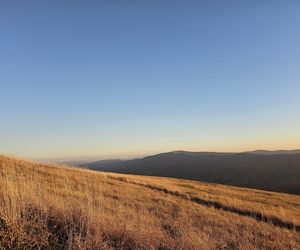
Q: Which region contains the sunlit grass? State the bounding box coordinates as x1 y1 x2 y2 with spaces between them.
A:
0 155 299 249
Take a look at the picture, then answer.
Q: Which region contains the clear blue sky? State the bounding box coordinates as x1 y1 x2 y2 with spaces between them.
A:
1 1 300 159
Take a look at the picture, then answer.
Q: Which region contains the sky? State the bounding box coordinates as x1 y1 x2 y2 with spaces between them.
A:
0 1 300 160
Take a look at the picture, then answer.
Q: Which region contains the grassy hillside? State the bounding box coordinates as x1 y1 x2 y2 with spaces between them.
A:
0 155 299 249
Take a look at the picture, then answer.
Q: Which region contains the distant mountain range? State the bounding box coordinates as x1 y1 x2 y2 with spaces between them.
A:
81 150 300 195
247 149 300 155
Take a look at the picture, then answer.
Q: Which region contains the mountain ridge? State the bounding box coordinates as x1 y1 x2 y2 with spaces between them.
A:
82 150 300 195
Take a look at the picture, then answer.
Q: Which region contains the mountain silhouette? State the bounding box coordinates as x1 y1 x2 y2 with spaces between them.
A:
83 150 300 195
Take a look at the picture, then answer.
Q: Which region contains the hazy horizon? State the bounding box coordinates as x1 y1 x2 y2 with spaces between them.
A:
29 147 300 163
1 1 300 159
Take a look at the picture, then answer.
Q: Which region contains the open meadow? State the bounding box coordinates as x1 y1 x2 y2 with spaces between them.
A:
0 155 299 249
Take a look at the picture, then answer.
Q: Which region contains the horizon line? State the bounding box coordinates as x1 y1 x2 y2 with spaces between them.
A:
26 147 300 163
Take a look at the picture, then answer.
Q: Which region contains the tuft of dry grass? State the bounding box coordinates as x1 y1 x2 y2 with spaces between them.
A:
0 155 299 249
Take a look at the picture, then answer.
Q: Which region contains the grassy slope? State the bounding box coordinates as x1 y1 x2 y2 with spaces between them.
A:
0 155 299 249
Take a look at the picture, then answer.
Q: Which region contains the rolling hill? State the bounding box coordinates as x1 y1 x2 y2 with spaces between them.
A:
83 150 300 195
0 155 300 249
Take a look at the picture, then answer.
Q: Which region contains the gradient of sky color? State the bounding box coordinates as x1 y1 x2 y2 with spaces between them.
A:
1 1 300 159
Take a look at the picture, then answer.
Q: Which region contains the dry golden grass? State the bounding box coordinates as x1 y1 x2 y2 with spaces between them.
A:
0 155 299 249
